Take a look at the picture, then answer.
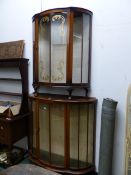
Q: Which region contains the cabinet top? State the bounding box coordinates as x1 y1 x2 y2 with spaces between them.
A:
30 93 97 104
0 58 29 67
33 7 92 20
0 58 29 62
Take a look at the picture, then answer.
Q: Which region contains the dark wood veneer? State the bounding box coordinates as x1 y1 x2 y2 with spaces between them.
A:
0 58 29 160
30 7 96 174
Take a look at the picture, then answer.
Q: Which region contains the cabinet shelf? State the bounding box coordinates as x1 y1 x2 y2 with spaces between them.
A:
0 78 21 81
0 58 29 165
0 58 28 67
0 91 22 96
0 58 29 114
0 40 29 166
30 93 96 103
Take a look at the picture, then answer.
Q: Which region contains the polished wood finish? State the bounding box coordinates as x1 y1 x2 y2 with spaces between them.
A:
0 113 30 150
0 58 29 114
30 7 96 175
32 7 93 95
0 58 29 155
29 94 97 174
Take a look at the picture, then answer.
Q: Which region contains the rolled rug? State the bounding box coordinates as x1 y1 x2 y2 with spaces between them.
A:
98 98 118 175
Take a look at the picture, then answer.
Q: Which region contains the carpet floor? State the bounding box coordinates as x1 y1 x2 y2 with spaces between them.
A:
0 157 98 175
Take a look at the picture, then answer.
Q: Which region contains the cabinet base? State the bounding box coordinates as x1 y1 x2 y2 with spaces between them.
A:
29 155 96 175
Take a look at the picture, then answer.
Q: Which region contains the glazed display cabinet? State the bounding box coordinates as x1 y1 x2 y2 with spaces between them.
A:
29 94 97 174
32 7 92 94
29 7 97 174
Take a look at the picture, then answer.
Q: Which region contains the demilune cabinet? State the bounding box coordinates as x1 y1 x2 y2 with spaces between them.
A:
29 95 97 174
29 7 97 174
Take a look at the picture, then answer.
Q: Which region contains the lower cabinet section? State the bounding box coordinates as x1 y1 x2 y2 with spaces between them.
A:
29 94 97 174
0 113 29 166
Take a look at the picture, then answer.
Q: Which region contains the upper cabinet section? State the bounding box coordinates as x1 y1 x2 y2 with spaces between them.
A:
33 7 92 90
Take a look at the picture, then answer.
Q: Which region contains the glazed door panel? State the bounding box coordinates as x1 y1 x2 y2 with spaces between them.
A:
38 101 65 167
51 13 67 83
39 102 50 163
33 7 92 91
50 103 65 166
39 16 50 83
69 103 95 169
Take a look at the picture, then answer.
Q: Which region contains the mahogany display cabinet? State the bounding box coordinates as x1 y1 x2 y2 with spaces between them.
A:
29 7 97 174
29 94 97 174
32 7 92 94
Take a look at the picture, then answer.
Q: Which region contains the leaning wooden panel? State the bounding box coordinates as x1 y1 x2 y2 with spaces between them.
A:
125 84 131 175
0 40 24 59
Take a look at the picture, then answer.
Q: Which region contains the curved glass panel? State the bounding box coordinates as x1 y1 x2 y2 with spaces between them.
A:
82 14 90 84
69 103 94 169
39 16 50 82
50 103 65 166
51 13 67 83
72 13 90 84
39 103 50 163
72 13 83 84
69 104 79 168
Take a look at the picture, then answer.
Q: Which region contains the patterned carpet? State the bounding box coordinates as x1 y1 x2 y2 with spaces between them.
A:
0 156 30 172
0 158 97 175
0 157 62 174
0 163 60 175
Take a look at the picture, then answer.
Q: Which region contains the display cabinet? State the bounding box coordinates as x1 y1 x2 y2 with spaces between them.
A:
32 7 92 95
0 58 29 165
29 94 97 174
29 7 97 174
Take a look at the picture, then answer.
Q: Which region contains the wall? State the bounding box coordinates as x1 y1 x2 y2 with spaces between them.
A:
1 0 131 174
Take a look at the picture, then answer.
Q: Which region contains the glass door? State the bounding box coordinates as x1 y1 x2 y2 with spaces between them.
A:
38 13 68 84
39 101 65 167
69 103 95 169
72 12 91 84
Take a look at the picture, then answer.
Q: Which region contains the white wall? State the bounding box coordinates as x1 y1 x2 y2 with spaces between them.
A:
1 0 131 174
0 0 41 91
